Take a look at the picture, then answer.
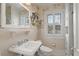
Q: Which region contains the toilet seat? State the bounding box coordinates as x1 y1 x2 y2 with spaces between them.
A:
40 46 53 52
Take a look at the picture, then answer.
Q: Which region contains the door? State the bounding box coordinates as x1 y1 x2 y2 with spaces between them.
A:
65 3 74 56
68 3 74 56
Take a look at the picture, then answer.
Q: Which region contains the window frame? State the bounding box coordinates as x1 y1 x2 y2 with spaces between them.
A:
44 11 65 37
47 13 61 34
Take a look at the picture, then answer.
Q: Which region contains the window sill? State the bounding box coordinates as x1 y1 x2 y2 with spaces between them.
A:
46 34 65 39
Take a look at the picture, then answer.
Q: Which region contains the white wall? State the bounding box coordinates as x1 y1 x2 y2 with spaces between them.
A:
76 4 79 49
0 3 66 56
36 4 65 49
0 4 1 25
0 29 37 56
73 4 78 49
74 3 79 50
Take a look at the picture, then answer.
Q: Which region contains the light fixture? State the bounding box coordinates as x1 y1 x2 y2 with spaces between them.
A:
19 3 31 11
26 3 31 5
31 12 42 27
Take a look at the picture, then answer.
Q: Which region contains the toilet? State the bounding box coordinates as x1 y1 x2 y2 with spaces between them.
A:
38 45 53 56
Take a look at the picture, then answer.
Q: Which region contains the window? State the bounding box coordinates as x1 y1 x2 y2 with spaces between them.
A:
48 15 54 24
48 15 54 34
55 25 61 34
48 13 61 34
54 13 61 24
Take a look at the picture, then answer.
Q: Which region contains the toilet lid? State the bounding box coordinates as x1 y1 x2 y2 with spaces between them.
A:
40 46 53 52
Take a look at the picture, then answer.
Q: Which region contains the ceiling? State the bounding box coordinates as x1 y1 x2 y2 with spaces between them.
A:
31 3 64 7
4 3 65 12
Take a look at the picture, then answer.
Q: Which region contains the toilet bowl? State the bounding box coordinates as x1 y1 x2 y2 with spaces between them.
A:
38 45 53 56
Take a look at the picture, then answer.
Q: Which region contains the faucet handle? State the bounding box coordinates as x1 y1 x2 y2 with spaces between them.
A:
52 43 56 47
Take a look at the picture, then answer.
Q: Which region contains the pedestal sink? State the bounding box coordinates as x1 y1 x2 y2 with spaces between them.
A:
9 40 42 56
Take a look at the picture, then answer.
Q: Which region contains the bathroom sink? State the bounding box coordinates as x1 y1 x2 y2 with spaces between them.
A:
9 41 42 56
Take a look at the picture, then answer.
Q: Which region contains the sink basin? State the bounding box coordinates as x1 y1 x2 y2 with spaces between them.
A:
9 41 42 56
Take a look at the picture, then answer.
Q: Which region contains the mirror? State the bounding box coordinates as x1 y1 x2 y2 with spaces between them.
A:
18 6 29 26
6 4 11 24
5 3 29 27
14 4 29 26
